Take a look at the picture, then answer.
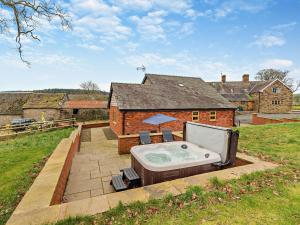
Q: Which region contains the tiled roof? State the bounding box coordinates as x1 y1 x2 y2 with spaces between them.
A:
23 93 65 109
221 93 251 102
64 100 108 109
0 93 32 115
208 80 274 95
109 74 235 110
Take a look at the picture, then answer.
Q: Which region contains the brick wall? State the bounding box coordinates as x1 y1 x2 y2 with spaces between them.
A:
110 108 235 135
118 132 183 154
252 113 300 125
23 108 61 121
109 106 123 135
50 127 81 204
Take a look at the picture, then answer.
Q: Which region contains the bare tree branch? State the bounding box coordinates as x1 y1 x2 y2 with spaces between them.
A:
0 0 71 66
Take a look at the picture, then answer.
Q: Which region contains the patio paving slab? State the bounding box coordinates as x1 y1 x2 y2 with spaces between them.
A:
63 127 130 202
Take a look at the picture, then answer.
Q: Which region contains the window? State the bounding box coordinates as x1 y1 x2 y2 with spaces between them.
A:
272 100 282 105
272 87 280 93
210 111 217 121
73 109 79 115
192 111 199 121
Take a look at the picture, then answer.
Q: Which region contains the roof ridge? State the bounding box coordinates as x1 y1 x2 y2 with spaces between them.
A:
145 73 202 79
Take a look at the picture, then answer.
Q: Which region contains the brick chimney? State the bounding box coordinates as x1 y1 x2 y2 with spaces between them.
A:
242 74 249 83
221 74 226 83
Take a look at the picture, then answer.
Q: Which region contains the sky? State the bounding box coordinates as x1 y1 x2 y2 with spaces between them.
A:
0 0 300 92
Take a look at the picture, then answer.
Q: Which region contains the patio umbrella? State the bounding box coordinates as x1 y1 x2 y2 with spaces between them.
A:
143 114 177 132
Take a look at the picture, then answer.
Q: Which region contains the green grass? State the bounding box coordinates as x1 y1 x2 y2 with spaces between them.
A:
0 128 73 225
51 123 300 224
292 105 300 110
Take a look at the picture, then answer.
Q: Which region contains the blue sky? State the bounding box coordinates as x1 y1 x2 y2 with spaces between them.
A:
1 0 300 92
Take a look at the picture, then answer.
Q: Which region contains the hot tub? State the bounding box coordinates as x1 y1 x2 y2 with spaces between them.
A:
131 141 221 186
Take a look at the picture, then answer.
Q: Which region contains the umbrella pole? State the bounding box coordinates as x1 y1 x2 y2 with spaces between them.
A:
158 124 160 133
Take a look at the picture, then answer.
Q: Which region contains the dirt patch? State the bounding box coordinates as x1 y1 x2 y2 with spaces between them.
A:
102 127 117 140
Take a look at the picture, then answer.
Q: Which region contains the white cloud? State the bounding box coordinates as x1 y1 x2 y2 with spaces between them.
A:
252 34 285 47
121 52 235 79
77 43 104 51
112 0 152 11
130 10 167 40
272 22 297 30
263 59 294 68
113 0 195 18
200 0 272 19
69 0 131 43
178 22 194 36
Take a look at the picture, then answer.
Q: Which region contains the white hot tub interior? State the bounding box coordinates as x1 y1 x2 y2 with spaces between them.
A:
131 141 221 171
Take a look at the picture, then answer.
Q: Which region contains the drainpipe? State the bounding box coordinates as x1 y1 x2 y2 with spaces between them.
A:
122 111 126 135
258 92 261 113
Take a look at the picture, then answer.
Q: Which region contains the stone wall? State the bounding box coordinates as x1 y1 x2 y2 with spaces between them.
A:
23 108 61 121
110 107 235 136
0 114 22 126
259 80 293 113
118 132 183 154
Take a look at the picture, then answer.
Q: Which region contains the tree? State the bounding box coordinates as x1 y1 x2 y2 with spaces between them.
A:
255 69 300 92
0 0 70 65
80 81 100 93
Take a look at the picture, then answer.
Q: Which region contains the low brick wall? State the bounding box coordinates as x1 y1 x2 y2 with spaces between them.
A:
50 126 81 205
82 121 109 129
118 132 183 154
252 113 300 125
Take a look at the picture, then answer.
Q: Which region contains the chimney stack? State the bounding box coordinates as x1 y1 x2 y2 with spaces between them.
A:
221 74 226 83
243 74 249 83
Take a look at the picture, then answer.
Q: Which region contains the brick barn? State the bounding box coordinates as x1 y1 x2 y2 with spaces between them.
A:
62 98 108 121
209 74 293 113
108 74 236 136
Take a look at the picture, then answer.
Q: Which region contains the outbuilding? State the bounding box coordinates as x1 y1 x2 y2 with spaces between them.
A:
108 74 236 136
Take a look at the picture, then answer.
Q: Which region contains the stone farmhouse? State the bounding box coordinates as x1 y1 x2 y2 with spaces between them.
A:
209 74 293 113
108 74 236 136
0 92 108 125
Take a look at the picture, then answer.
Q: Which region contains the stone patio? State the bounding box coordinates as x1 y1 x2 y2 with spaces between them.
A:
63 127 130 202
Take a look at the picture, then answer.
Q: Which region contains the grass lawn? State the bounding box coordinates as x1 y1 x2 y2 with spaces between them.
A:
0 128 73 225
292 105 300 110
52 123 300 225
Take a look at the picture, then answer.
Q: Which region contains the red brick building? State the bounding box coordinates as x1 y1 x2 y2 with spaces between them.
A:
108 74 236 136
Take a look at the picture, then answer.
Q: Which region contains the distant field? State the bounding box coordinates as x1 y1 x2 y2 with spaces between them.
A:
0 128 73 225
